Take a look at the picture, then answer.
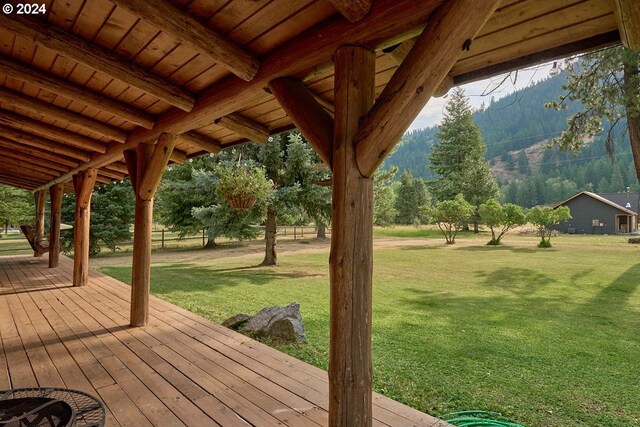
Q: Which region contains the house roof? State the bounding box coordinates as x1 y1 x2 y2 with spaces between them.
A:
553 191 638 216
598 192 639 213
0 0 629 192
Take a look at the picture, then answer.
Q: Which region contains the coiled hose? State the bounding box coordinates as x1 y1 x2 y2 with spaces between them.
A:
441 410 525 427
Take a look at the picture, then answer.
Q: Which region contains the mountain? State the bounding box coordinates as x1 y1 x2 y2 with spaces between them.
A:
383 72 638 207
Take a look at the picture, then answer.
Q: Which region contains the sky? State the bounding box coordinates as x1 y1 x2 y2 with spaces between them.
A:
408 62 556 131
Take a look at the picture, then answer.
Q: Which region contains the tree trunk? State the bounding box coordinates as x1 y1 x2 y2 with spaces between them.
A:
473 221 479 234
317 223 327 239
624 60 640 182
204 236 217 248
261 205 277 266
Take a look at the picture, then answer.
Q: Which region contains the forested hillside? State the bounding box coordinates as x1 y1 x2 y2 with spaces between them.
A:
384 72 639 206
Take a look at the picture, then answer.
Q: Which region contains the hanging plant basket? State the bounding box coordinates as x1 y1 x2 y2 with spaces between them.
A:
224 194 256 211
215 158 273 212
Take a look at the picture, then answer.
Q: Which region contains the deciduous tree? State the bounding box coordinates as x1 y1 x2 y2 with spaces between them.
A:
428 194 474 244
478 199 526 245
526 205 571 248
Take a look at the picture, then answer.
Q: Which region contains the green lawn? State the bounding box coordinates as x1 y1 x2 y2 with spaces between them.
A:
95 233 640 426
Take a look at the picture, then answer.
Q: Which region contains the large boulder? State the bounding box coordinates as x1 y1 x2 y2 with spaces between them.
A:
241 302 305 342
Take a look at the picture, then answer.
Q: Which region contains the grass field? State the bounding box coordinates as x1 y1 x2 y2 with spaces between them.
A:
3 228 638 426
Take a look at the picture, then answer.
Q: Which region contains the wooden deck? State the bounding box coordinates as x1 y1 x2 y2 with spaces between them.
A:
0 255 449 427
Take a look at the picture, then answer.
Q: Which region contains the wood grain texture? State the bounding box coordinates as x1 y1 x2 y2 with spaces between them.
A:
327 0 372 22
72 168 97 287
268 77 334 166
138 134 178 201
0 13 195 111
109 0 259 81
0 55 154 129
356 0 502 177
178 132 222 154
34 191 46 258
329 46 375 427
0 127 90 161
612 0 640 49
0 138 80 167
48 184 64 268
215 114 270 144
0 86 127 142
0 110 106 153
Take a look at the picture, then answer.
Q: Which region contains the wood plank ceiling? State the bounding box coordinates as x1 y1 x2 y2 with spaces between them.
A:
0 0 621 191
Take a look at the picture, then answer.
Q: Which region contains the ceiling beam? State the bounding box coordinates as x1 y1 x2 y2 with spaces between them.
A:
0 137 80 167
0 173 41 189
268 77 334 166
612 0 640 49
214 114 269 144
109 0 259 82
356 0 501 177
0 126 90 162
1 161 58 181
0 147 70 173
385 38 453 97
126 0 447 144
178 132 221 154
0 55 154 129
0 110 106 153
0 13 195 111
0 86 128 142
326 0 373 23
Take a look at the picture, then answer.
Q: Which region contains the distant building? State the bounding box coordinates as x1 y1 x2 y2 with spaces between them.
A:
553 191 638 235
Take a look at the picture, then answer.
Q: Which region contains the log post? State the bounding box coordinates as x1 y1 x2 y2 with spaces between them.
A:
329 46 375 427
48 183 63 268
33 190 46 257
72 168 97 286
125 134 177 327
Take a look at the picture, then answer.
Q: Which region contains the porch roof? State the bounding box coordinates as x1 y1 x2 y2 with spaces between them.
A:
0 0 630 191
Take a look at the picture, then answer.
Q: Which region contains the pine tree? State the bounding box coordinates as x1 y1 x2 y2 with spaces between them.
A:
516 151 531 175
610 165 625 193
395 170 429 225
429 88 498 231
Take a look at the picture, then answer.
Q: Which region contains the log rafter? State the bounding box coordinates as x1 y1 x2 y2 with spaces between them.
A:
356 0 502 177
0 138 81 167
327 0 373 23
0 55 155 129
109 0 259 82
612 0 640 49
214 114 270 144
0 13 195 111
268 77 334 166
0 86 128 142
0 125 91 161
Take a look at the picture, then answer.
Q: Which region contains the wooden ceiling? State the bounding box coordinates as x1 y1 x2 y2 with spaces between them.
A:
0 0 627 191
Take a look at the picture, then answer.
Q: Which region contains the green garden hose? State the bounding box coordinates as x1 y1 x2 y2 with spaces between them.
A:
441 410 525 427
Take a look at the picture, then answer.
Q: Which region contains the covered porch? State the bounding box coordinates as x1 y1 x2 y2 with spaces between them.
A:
0 254 446 427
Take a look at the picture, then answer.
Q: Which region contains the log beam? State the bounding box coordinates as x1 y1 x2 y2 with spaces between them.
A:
0 147 72 172
126 0 446 144
125 134 177 327
34 190 46 258
385 38 453 97
0 86 128 142
268 77 334 166
329 45 375 427
72 168 97 286
214 114 270 144
48 183 63 268
0 110 106 153
0 138 81 167
0 13 195 111
356 0 501 177
0 126 91 161
612 0 640 49
0 55 154 129
327 0 372 23
178 132 221 154
109 0 259 81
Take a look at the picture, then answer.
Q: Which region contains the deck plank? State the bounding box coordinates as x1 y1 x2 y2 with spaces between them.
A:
0 255 449 427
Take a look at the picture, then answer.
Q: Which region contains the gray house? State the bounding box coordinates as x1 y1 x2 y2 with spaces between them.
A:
553 191 638 235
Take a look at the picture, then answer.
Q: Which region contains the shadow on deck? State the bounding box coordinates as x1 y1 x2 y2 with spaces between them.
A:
0 255 449 427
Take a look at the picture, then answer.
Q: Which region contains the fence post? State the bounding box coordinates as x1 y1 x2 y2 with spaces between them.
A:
294 227 297 240
161 229 165 249
202 229 206 246
301 227 304 238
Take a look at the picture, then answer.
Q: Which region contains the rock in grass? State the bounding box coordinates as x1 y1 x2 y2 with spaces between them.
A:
628 237 640 244
241 302 305 342
222 313 252 330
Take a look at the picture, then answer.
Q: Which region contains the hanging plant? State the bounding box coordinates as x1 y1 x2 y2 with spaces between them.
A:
215 160 273 211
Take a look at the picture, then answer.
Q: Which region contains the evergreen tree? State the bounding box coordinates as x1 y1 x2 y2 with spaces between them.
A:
395 170 429 225
0 185 33 234
429 88 498 231
516 151 531 175
374 167 398 227
610 165 625 192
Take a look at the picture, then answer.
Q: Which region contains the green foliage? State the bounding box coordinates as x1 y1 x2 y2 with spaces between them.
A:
61 181 134 255
0 185 33 233
373 167 398 227
428 194 474 244
526 205 572 248
478 199 526 245
395 170 430 225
